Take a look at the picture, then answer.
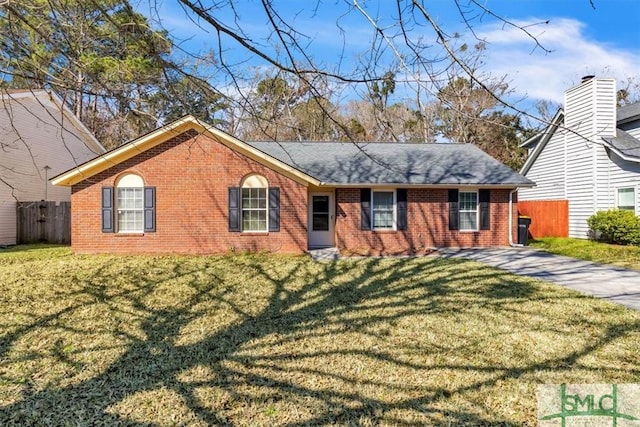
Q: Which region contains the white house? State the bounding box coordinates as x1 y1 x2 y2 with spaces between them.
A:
0 89 104 245
519 76 640 238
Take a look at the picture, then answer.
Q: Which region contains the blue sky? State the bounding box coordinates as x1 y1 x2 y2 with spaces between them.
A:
145 0 640 106
465 0 640 102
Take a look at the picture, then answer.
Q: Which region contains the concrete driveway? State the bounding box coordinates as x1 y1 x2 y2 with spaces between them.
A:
438 247 640 310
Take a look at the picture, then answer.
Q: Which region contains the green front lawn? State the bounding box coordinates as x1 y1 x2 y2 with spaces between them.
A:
530 237 640 271
1 245 638 426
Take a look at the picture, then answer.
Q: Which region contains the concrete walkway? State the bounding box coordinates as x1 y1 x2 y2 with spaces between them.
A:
308 247 341 262
438 247 640 311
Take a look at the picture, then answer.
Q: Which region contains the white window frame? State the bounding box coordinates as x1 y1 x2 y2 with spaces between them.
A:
371 189 396 230
241 174 268 232
617 187 636 214
459 190 479 231
116 174 144 233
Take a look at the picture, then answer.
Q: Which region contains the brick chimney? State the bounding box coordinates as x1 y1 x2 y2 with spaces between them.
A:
564 76 617 139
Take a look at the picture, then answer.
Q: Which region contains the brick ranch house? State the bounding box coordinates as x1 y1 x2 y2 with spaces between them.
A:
51 116 535 255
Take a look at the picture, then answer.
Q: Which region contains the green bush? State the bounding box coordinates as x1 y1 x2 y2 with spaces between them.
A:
587 209 640 246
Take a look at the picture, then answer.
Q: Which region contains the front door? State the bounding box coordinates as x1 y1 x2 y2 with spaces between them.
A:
308 192 335 248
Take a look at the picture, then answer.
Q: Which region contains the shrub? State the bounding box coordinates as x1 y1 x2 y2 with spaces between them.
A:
587 209 640 246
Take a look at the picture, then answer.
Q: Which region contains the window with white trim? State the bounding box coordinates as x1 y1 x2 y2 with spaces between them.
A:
116 174 144 233
372 190 395 229
241 175 268 232
618 187 636 213
459 191 478 231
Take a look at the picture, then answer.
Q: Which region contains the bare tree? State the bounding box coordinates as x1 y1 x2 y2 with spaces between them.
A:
617 76 640 106
0 0 600 169
168 0 557 135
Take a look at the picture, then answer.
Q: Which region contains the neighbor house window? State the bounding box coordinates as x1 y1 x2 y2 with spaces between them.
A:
116 174 144 233
372 190 395 229
618 187 636 213
241 174 268 232
459 191 478 231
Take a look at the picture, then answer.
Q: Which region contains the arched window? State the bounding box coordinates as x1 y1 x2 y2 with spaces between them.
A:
241 174 268 232
116 173 144 232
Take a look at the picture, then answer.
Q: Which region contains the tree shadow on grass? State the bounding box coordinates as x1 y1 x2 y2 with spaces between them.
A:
0 251 638 426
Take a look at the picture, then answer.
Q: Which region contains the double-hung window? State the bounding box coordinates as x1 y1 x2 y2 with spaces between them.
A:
242 187 267 231
449 189 489 231
116 174 144 233
240 174 269 232
360 188 407 231
372 190 395 229
618 187 636 213
458 191 478 231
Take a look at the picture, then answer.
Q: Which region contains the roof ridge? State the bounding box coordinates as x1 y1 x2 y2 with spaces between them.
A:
248 140 470 145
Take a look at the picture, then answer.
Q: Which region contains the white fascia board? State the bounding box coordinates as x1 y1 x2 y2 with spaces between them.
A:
520 110 565 175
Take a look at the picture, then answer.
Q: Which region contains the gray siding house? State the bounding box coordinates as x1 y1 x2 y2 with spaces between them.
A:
0 89 104 245
519 77 640 238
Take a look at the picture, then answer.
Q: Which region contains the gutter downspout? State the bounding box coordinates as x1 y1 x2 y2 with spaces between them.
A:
509 188 523 247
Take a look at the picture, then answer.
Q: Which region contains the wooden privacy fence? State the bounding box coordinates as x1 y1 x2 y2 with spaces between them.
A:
17 201 71 244
518 200 569 238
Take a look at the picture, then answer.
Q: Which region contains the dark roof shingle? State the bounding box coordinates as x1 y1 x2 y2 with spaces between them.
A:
247 141 534 186
603 129 640 159
617 102 640 124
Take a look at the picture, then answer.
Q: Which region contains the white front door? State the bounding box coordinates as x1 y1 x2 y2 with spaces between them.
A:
308 192 335 248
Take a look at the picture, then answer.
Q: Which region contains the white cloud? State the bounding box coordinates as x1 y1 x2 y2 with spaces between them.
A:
476 18 640 103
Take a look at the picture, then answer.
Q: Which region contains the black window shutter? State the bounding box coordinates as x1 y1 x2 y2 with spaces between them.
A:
360 188 371 230
269 187 280 232
101 186 114 233
397 189 408 230
448 189 459 231
228 187 240 232
143 187 156 232
479 189 490 230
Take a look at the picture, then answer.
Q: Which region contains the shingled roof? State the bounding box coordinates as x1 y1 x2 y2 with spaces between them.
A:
603 129 640 159
602 101 640 161
52 116 534 188
247 141 534 187
617 102 640 124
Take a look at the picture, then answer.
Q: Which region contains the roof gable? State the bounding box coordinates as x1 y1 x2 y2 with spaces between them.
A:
53 116 533 188
1 89 105 156
51 116 320 187
521 103 640 173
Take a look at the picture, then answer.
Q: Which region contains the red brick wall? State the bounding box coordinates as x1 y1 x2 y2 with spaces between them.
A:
71 130 308 254
335 188 518 255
